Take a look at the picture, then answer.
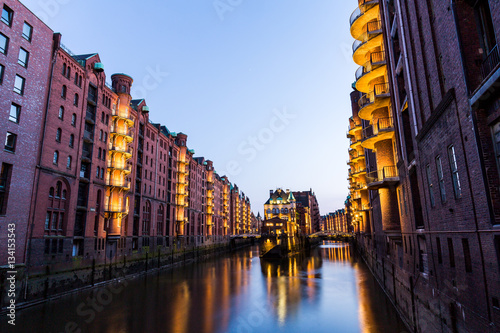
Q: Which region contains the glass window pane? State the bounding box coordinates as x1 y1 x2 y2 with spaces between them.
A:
22 22 33 41
18 48 28 67
0 33 7 54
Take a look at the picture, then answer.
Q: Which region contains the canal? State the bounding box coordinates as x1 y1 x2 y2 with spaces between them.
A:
7 241 408 333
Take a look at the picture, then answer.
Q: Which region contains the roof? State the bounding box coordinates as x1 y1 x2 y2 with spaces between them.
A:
71 53 97 61
265 188 294 205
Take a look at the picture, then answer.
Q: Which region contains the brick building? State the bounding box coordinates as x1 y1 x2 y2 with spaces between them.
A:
293 190 321 233
347 0 500 331
0 0 53 266
0 0 257 278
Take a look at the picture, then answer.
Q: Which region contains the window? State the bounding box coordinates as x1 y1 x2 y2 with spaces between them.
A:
448 238 455 268
56 128 62 142
62 63 66 76
88 85 97 102
1 5 13 27
74 93 79 106
49 187 54 197
58 106 64 120
436 237 443 264
462 238 472 272
99 130 103 141
22 22 32 42
426 164 435 208
0 163 12 215
69 134 74 148
61 85 67 98
100 168 104 179
96 166 100 178
71 113 76 126
0 33 8 54
4 132 16 152
53 151 59 164
14 75 25 95
448 146 462 199
18 48 29 68
66 66 71 79
66 156 72 169
436 156 446 203
0 64 4 84
9 103 20 123
45 212 51 230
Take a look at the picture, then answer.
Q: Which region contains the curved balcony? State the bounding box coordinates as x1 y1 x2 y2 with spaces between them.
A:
112 109 135 127
350 1 380 40
352 168 367 177
350 138 362 149
353 21 383 65
348 122 362 136
355 61 387 93
358 82 391 120
104 203 129 214
109 144 133 158
366 165 399 189
110 125 134 143
107 161 132 174
107 180 131 191
361 116 395 150
350 149 365 163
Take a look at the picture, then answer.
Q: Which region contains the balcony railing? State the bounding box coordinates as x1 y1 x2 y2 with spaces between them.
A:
83 130 94 142
355 66 367 81
350 0 379 27
366 165 398 184
359 83 389 110
481 45 500 80
104 203 127 213
86 111 95 122
359 93 373 109
350 7 362 26
370 51 386 65
111 109 134 122
374 82 389 96
109 144 133 155
107 161 132 172
110 126 133 138
107 179 131 189
353 20 382 53
362 117 393 140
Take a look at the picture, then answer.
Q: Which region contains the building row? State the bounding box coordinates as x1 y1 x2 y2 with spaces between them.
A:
345 0 500 331
0 0 255 269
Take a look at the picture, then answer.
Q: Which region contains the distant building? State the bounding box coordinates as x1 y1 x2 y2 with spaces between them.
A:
293 190 321 233
264 188 298 235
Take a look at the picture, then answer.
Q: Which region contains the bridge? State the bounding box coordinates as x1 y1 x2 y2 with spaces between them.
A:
309 231 354 241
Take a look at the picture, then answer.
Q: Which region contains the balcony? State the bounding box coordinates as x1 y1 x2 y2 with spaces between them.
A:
111 109 135 126
107 179 131 190
353 21 383 65
358 82 390 120
110 125 134 142
83 130 94 143
104 203 128 214
366 165 399 189
352 167 367 177
355 56 387 93
85 111 96 124
109 144 133 157
350 0 380 40
361 116 395 149
107 161 132 174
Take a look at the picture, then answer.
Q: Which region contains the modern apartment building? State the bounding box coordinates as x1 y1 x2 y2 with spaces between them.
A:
347 0 500 331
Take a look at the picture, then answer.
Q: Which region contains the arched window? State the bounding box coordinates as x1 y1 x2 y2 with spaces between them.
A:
100 168 104 179
284 208 288 214
53 151 59 164
66 66 71 79
66 156 72 169
101 112 105 122
62 63 66 76
58 106 64 120
49 187 54 197
62 189 67 200
61 85 67 98
96 166 100 178
71 113 77 126
281 208 286 214
69 134 74 148
55 181 62 198
74 93 79 106
99 129 103 141
56 128 62 142
267 208 271 214
157 205 164 236
98 147 102 159
143 201 151 234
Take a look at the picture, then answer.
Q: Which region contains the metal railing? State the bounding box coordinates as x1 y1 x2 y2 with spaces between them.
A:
367 20 381 33
110 125 133 138
374 82 389 96
107 179 131 189
107 161 132 172
481 45 500 80
362 117 393 140
108 144 133 155
370 51 386 64
359 92 373 109
355 66 367 81
366 165 398 183
83 130 94 141
350 7 362 26
112 109 135 122
86 111 95 122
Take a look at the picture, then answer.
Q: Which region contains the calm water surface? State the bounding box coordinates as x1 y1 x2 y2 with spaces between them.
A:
6 242 407 333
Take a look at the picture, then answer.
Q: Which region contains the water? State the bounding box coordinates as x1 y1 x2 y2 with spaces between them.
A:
5 242 407 333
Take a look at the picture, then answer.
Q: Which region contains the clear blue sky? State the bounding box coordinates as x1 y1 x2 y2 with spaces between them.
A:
21 0 358 216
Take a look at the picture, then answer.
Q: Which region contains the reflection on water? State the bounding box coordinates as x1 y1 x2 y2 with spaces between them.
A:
6 242 406 333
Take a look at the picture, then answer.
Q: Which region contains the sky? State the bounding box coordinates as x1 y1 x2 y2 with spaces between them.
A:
20 0 359 216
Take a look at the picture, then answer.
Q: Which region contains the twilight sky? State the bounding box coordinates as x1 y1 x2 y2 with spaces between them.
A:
21 0 359 216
